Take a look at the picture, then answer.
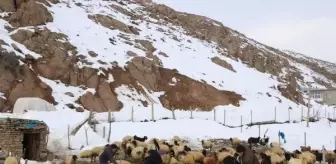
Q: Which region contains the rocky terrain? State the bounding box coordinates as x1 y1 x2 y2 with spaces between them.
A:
0 0 335 114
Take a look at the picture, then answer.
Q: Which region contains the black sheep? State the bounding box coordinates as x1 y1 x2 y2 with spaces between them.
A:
259 137 269 146
184 145 191 152
247 136 260 148
312 150 323 163
222 155 240 164
174 140 180 146
133 135 148 142
152 139 160 150
260 152 271 164
284 151 292 161
201 149 206 156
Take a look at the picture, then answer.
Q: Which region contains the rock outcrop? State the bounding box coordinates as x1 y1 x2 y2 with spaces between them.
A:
211 57 236 72
0 48 55 110
88 14 140 35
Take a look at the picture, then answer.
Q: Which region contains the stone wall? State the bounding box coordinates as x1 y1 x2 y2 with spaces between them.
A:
0 118 48 160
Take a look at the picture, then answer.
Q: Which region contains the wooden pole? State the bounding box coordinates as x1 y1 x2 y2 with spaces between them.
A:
274 107 277 122
214 109 216 121
103 126 105 138
172 109 176 120
131 106 134 122
224 110 226 125
322 145 326 163
107 109 112 142
334 136 336 150
67 124 71 149
240 116 242 133
250 110 252 124
278 132 281 145
151 103 154 121
85 127 89 146
325 108 327 118
334 108 335 119
307 83 312 128
258 125 260 137
190 110 193 119
304 132 307 147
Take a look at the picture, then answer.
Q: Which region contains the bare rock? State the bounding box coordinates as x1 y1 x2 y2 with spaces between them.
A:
88 14 140 35
211 56 236 72
126 51 137 57
64 92 74 97
76 107 84 112
79 92 107 112
135 39 156 53
8 65 55 105
8 0 53 27
158 51 168 57
88 51 98 57
97 80 122 111
0 98 5 112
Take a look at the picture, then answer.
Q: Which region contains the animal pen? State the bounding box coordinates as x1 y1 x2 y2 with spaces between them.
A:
0 117 49 161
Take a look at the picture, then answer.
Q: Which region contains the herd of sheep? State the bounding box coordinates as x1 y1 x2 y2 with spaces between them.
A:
65 135 336 164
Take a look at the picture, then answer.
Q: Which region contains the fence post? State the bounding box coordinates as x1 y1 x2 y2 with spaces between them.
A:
151 103 154 121
334 136 336 150
214 109 216 121
304 132 307 147
190 110 193 119
274 107 277 122
103 126 105 138
240 116 242 133
325 108 327 118
250 110 252 124
258 125 260 137
84 127 89 146
131 106 134 122
67 124 71 149
224 110 226 126
172 109 176 120
322 145 326 163
334 108 335 119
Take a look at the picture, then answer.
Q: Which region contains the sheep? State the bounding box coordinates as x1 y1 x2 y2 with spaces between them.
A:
133 135 148 142
270 142 281 148
229 137 240 147
131 140 148 148
325 150 336 164
218 147 236 156
113 141 122 148
201 140 213 150
264 151 286 164
172 136 181 142
65 155 78 164
90 146 105 162
203 155 217 164
4 152 18 164
298 151 316 164
259 152 272 164
131 146 148 160
161 153 179 164
215 151 232 163
300 146 311 152
125 143 135 155
122 136 133 143
79 149 92 158
152 138 170 152
288 158 303 164
247 136 261 148
259 137 270 146
116 160 132 164
270 146 285 156
177 151 195 164
311 150 322 163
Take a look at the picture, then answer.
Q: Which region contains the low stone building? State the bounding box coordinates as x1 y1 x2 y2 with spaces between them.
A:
0 117 49 161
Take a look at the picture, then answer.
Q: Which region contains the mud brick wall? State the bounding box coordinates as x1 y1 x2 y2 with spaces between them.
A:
0 119 48 159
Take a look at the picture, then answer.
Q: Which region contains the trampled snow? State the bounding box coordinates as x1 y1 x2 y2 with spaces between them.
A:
0 0 335 157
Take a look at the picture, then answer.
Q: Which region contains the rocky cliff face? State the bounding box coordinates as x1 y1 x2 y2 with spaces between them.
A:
0 0 335 113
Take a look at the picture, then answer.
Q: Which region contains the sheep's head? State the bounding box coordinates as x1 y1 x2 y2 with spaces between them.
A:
144 136 148 140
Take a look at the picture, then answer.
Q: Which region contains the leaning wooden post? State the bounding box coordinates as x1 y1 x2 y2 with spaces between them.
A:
67 124 71 149
107 109 112 142
84 127 89 145
240 116 243 133
258 125 261 137
151 103 155 121
131 106 134 122
190 107 193 119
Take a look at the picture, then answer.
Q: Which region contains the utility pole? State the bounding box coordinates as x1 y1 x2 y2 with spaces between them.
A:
307 82 313 128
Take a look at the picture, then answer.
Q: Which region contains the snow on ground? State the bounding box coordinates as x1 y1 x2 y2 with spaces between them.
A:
0 0 335 155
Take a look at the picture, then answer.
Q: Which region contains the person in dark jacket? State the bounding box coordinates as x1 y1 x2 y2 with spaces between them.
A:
142 149 163 164
236 144 260 164
99 144 118 164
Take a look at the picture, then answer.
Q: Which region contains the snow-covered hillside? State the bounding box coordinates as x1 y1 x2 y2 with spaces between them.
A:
0 0 336 154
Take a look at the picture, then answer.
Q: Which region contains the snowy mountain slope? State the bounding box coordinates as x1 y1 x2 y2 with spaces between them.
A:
0 0 336 153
